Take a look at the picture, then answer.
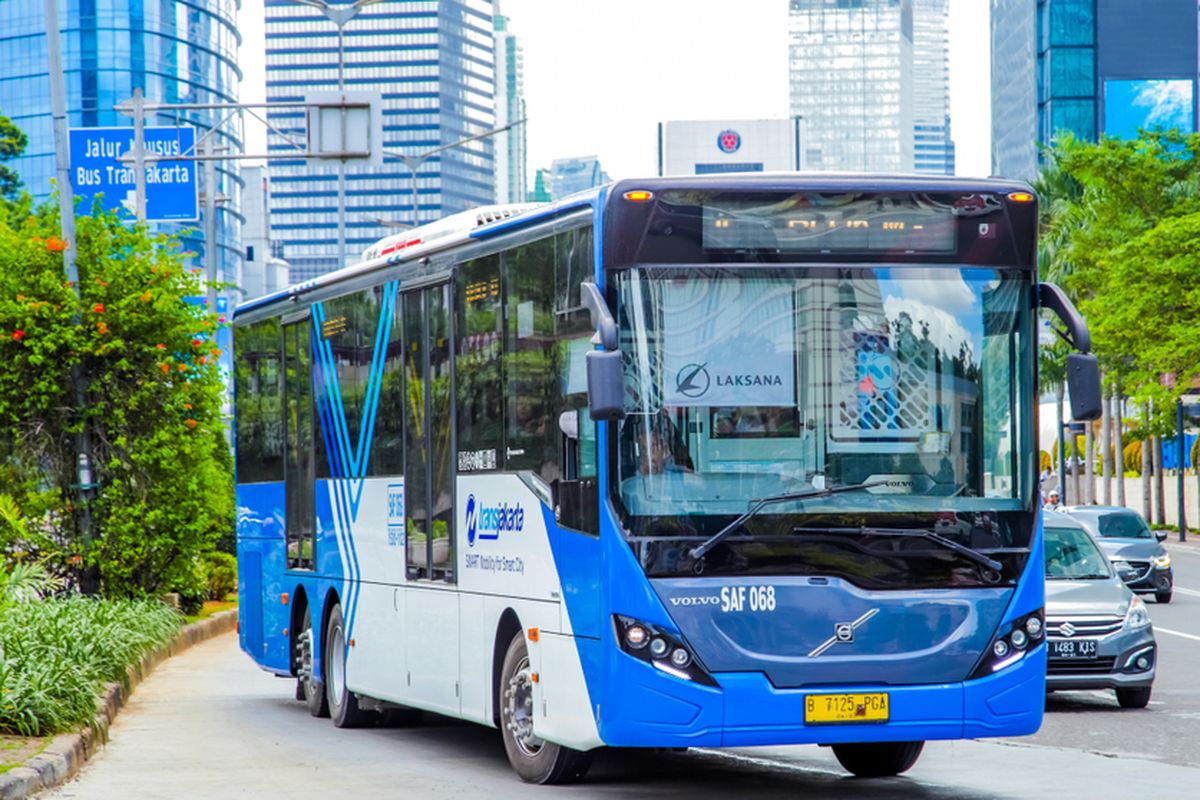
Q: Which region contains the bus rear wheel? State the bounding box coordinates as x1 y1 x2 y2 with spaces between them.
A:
324 603 373 728
831 741 924 778
498 632 592 784
295 606 328 718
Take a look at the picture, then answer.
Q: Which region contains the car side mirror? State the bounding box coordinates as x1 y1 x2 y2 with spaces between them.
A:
1155 530 1168 542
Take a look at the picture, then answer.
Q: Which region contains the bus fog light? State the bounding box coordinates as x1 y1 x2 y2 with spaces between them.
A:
1025 617 1042 638
625 625 649 649
1010 629 1028 649
993 639 1009 658
649 638 669 658
670 647 691 668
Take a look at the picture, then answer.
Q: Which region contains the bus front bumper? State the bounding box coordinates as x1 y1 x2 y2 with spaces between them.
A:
597 643 1045 748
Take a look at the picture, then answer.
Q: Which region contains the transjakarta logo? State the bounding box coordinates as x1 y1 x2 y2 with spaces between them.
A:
717 129 741 154
465 493 525 546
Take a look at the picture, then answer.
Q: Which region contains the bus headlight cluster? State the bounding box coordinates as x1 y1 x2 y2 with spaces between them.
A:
970 608 1044 679
613 615 718 687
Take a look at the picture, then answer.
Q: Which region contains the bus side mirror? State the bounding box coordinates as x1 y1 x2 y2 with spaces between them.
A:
581 282 625 422
1066 353 1102 421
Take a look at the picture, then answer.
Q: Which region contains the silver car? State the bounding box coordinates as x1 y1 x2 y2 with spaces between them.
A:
1063 506 1173 603
1044 515 1156 708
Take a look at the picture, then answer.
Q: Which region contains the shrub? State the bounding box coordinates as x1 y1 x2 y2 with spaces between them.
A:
201 551 237 602
1124 441 1143 475
0 595 180 735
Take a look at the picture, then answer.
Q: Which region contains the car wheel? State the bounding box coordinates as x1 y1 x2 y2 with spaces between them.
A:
324 603 373 728
1116 687 1152 709
831 741 924 777
295 606 328 718
1156 589 1173 604
498 632 592 784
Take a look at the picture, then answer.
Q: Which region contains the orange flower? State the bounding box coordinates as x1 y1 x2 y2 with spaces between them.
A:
93 303 105 314
156 343 166 350
184 403 193 410
95 279 108 286
31 236 42 244
12 330 25 341
97 321 108 335
45 236 67 252
140 292 152 302
16 294 25 302
199 356 208 365
210 348 221 358
193 339 203 347
161 363 169 374
178 364 187 372
191 268 201 274
185 418 198 429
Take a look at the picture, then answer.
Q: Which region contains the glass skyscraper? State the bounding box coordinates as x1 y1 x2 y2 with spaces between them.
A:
788 0 954 175
493 3 526 204
265 0 497 282
990 0 1039 181
0 0 243 290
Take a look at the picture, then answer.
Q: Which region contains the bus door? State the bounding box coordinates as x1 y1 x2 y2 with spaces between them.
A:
282 312 315 572
402 282 461 714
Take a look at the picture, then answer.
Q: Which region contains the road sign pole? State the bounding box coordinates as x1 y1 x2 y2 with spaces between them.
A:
1178 399 1187 541
44 0 96 590
132 87 147 222
204 138 219 316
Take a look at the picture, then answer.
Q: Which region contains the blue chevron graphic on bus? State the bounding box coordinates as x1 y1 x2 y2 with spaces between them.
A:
465 493 525 546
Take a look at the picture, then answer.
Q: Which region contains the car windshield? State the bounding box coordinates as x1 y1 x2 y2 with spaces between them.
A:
1044 526 1111 580
613 266 1034 531
1094 512 1153 539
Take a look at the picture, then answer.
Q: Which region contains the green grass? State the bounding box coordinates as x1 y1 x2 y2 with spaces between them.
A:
0 596 182 736
183 597 237 625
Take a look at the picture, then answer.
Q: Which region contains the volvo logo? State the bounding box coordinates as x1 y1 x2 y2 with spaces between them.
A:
809 609 880 657
669 595 721 607
1060 622 1076 638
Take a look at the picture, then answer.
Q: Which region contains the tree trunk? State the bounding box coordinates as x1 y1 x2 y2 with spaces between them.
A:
1101 390 1113 505
1153 434 1166 526
1055 385 1066 503
1141 411 1152 521
1085 421 1095 505
1115 391 1127 507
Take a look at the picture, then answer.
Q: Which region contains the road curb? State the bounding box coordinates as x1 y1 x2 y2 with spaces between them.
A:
0 608 238 800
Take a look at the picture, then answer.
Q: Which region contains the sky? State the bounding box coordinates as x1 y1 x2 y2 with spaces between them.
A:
238 0 992 180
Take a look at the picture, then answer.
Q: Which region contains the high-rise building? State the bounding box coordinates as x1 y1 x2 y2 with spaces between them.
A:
240 166 289 302
494 3 527 204
0 0 243 292
265 0 497 282
657 119 803 175
992 0 1199 182
548 156 609 200
529 168 551 202
788 0 954 175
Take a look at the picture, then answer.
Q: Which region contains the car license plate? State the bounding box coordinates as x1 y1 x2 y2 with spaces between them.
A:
1051 639 1098 659
804 693 889 725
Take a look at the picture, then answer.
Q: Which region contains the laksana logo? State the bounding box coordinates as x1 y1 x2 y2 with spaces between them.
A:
465 493 526 546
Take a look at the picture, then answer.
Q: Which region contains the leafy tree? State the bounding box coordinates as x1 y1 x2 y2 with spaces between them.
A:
0 110 27 200
0 202 233 596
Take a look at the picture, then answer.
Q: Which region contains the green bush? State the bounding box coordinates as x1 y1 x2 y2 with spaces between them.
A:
0 595 180 735
201 551 237 602
1124 441 1143 476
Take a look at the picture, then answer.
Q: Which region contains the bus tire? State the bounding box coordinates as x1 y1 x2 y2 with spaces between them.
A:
324 603 372 728
296 605 328 718
498 632 592 784
831 741 924 777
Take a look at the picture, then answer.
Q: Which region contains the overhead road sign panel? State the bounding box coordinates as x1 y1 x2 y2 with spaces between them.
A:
68 126 199 222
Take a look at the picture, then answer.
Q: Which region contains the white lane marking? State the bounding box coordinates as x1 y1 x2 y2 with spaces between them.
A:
1155 626 1200 642
1173 587 1200 597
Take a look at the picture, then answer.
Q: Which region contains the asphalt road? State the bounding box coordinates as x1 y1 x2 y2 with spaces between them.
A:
44 545 1200 799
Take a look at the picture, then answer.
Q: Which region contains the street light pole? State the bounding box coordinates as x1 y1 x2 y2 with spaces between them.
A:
288 0 385 270
385 118 526 227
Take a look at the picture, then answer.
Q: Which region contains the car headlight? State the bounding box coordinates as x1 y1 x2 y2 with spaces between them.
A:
1152 553 1171 569
1124 595 1152 630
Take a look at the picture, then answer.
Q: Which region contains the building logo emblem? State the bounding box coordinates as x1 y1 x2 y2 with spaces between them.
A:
717 129 741 154
675 363 711 398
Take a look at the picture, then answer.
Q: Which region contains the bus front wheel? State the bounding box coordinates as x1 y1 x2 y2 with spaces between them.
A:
831 741 924 778
498 632 592 784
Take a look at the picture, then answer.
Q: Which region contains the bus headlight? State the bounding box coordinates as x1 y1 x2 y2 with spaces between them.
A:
613 615 718 687
970 608 1044 679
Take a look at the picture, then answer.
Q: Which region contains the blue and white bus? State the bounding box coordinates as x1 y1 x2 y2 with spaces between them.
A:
233 175 1101 782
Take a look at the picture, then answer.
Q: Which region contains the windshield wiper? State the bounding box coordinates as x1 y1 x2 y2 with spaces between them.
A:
849 526 1003 573
688 481 884 561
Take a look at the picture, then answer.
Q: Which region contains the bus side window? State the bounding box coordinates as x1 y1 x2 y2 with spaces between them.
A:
557 408 598 535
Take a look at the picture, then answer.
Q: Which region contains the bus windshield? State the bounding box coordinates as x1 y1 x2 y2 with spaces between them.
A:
613 265 1033 535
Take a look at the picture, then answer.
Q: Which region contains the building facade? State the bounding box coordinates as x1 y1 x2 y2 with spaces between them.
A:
789 0 953 174
240 166 289 302
657 119 803 175
493 3 526 204
0 0 243 294
992 0 1199 181
547 155 609 200
265 0 497 282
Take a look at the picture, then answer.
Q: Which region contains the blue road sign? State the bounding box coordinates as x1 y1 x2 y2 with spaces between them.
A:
68 126 199 222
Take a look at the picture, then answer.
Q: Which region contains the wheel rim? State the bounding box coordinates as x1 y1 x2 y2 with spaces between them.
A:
328 621 346 705
503 655 543 757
